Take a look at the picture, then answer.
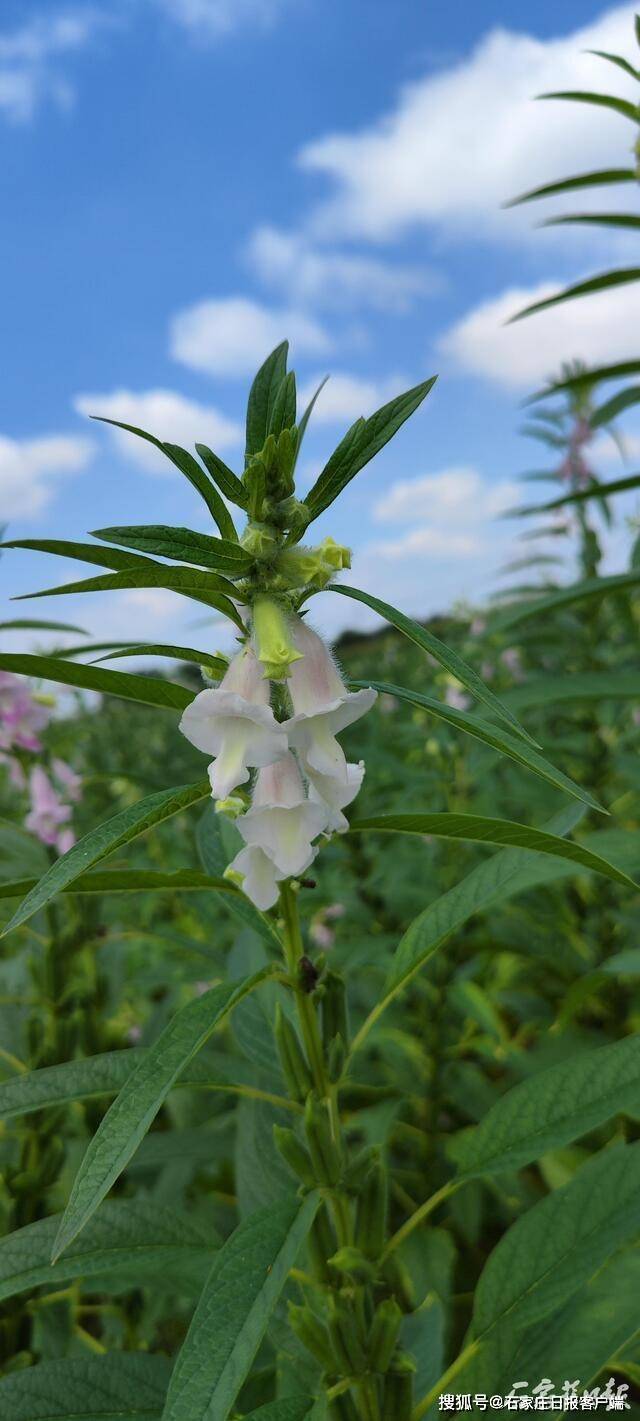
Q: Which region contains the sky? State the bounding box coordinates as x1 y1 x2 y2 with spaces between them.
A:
1 0 639 657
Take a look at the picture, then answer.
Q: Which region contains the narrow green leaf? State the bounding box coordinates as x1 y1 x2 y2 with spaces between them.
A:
293 375 329 469
591 384 640 427
473 1144 640 1336
451 1035 640 1179
538 89 640 121
0 618 88 634
0 1200 215 1303
15 566 245 627
2 779 210 937
0 868 238 901
91 417 235 534
511 471 640 516
527 359 640 401
92 525 252 576
245 341 288 462
91 643 227 672
306 378 436 518
508 268 640 323
1 536 158 572
587 48 640 80
503 671 640 711
162 1193 319 1421
351 678 604 812
0 1354 171 1421
330 584 535 746
0 652 192 712
542 212 640 232
490 571 640 630
195 444 248 510
350 812 636 889
268 369 297 438
505 167 636 207
53 968 275 1260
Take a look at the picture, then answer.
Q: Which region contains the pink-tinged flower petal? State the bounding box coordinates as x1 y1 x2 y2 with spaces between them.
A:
179 647 288 800
56 827 76 855
287 619 346 716
52 757 82 802
228 843 288 910
25 766 72 847
305 759 365 832
237 753 327 877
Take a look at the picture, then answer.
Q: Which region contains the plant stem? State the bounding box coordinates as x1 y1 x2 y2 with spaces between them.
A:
411 1339 480 1420
381 1178 461 1260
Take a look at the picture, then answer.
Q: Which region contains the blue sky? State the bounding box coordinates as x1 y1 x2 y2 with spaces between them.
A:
1 0 639 653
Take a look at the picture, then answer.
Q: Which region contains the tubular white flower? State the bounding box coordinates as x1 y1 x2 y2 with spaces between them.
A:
306 759 365 832
227 844 287 911
179 645 288 800
237 752 326 878
283 619 377 781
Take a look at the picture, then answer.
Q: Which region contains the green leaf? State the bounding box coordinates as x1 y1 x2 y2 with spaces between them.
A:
1 536 158 572
0 618 88 634
16 566 245 627
330 585 535 746
543 211 640 232
269 369 297 438
245 341 289 462
245 1403 316 1421
511 471 640 516
528 359 640 401
195 444 248 510
0 868 238 901
52 968 275 1260
0 1354 171 1421
2 779 210 937
490 570 640 630
0 651 192 711
293 375 329 469
350 812 636 889
587 48 640 80
162 1193 319 1421
505 167 636 207
591 384 640 428
0 1200 216 1302
306 377 437 518
508 268 640 323
91 643 227 673
538 89 640 121
91 417 235 535
92 525 252 576
451 1035 640 1179
473 1144 640 1337
503 671 640 712
352 678 604 812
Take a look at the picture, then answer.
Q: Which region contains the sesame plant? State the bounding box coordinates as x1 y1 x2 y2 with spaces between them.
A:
0 330 640 1421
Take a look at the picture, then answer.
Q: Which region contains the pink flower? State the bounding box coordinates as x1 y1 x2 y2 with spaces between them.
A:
51 757 82 802
25 766 74 853
0 673 49 754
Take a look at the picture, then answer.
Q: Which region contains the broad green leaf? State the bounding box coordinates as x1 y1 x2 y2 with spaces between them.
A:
2 779 210 937
16 565 246 625
509 268 640 324
245 341 289 461
53 967 275 1260
0 868 237 901
512 471 640 516
162 1193 319 1421
538 89 640 122
195 443 248 509
0 617 87 634
473 1144 640 1337
0 1200 215 1302
306 378 436 518
451 1035 640 1179
350 812 636 889
331 585 534 746
245 1403 316 1421
91 417 234 535
196 801 283 952
352 678 603 812
92 642 227 672
603 948 640 975
490 570 640 629
0 652 192 713
0 1354 171 1421
93 525 252 576
1 535 159 572
505 166 636 207
503 671 640 712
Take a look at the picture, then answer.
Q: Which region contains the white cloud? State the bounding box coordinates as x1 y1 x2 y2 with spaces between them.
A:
0 433 93 518
248 225 438 312
373 466 520 525
369 526 480 559
440 278 640 390
154 0 290 39
0 9 107 123
73 388 242 473
170 297 331 377
298 5 637 242
299 372 404 425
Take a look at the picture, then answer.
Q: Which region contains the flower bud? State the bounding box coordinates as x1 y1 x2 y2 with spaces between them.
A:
288 1303 335 1371
368 1298 403 1373
304 1093 342 1186
327 1295 367 1375
214 794 245 819
274 1003 313 1103
252 596 302 680
328 1246 376 1284
355 1156 387 1262
342 1145 378 1193
382 1353 416 1421
307 1202 338 1283
272 1125 316 1188
328 1033 346 1084
240 521 278 560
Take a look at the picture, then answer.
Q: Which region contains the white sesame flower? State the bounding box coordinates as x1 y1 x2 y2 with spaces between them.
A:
179 645 288 800
236 752 326 878
283 619 376 781
305 759 365 832
227 844 287 911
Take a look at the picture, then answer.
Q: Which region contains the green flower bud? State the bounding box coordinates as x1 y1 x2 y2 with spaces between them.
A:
327 1295 367 1375
304 1093 342 1186
318 536 351 571
274 1003 313 1103
355 1156 387 1262
328 1033 346 1084
214 795 245 819
342 1145 378 1193
240 521 278 560
307 1201 338 1283
275 537 352 592
272 1125 316 1188
382 1353 416 1421
288 1303 335 1371
368 1298 403 1373
252 595 302 680
328 1246 376 1284
276 494 311 537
